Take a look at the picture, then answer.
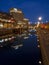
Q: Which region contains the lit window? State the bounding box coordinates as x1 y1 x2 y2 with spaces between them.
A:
0 23 3 28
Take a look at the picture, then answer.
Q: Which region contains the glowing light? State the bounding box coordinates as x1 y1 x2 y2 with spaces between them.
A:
10 8 22 13
38 45 40 48
14 8 22 13
10 8 17 12
37 39 39 42
8 38 12 40
39 61 42 64
5 38 8 41
8 20 11 22
14 8 17 11
0 39 4 43
17 11 22 13
23 18 29 21
37 21 40 27
11 44 23 50
28 22 31 24
38 17 42 21
0 23 3 27
24 36 29 39
11 36 15 39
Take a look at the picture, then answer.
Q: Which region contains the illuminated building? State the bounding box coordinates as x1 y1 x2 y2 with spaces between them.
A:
10 8 24 21
0 12 15 36
39 22 49 29
10 8 29 34
0 8 29 35
0 8 30 46
23 18 29 30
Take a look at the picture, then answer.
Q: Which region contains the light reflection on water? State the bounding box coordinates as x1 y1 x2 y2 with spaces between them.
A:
11 44 23 50
23 36 29 39
0 30 42 65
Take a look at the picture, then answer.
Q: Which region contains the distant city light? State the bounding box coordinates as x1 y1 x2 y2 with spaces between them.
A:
38 17 42 21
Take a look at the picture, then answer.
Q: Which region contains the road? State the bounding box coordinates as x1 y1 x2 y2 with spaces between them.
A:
37 28 49 65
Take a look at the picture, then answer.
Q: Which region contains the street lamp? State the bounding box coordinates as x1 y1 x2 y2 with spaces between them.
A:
37 17 42 27
38 17 42 21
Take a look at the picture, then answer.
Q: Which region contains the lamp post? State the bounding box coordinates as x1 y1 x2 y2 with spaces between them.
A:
38 17 42 21
37 17 42 27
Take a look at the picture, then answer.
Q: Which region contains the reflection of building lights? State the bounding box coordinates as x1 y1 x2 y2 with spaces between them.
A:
5 38 8 41
39 61 42 64
38 45 40 48
8 38 12 40
0 39 4 43
12 36 15 39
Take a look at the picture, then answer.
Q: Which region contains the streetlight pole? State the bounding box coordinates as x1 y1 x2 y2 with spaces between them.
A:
38 17 42 24
37 17 42 28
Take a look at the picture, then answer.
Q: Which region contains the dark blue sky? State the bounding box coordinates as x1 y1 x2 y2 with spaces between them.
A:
0 0 49 23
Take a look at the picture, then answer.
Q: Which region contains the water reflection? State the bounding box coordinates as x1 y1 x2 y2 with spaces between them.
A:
11 44 23 50
0 30 43 65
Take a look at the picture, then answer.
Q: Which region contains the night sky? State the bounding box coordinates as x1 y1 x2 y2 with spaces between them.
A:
0 0 49 23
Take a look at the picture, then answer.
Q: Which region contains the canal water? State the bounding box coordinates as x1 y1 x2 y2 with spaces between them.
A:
0 31 42 65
